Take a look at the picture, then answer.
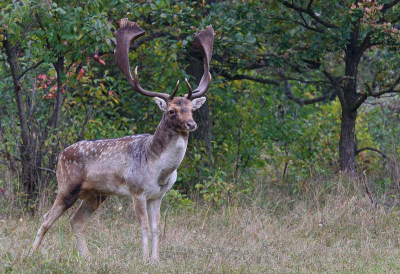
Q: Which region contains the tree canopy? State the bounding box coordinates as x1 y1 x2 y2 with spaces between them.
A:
1 0 400 209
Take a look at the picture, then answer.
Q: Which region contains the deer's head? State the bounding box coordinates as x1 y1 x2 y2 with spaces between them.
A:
153 96 205 132
114 19 214 132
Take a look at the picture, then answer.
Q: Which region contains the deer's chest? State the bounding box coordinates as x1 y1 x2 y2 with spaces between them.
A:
157 136 187 174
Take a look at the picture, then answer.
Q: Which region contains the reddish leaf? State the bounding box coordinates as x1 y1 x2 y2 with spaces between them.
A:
78 68 84 78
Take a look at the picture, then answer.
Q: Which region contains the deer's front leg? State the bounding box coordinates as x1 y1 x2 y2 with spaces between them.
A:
147 198 162 261
133 194 150 261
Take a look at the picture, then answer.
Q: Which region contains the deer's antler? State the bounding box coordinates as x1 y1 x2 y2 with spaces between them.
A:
114 18 179 100
185 25 214 99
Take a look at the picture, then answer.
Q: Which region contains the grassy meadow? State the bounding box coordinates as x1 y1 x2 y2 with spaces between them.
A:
2 175 400 273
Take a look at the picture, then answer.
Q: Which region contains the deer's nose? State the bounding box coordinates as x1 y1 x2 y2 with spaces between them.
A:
185 120 197 130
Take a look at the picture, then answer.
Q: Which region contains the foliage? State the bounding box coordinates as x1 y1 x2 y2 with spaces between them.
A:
0 0 130 204
1 0 400 211
195 170 233 207
164 189 193 211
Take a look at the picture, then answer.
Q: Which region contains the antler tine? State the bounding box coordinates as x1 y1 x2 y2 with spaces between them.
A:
184 78 193 99
185 25 214 99
115 18 175 101
169 80 180 99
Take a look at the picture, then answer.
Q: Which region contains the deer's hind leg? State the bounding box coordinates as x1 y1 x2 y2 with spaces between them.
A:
32 184 82 254
70 194 107 257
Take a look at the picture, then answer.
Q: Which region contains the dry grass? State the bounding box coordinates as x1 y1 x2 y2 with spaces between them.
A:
2 185 400 273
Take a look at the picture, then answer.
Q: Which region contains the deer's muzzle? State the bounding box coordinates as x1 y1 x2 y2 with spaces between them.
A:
185 120 197 131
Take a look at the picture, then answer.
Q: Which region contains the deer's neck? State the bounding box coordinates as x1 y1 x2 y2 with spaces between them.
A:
149 115 189 159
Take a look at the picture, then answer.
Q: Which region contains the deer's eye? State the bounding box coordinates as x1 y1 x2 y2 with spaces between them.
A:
169 110 175 115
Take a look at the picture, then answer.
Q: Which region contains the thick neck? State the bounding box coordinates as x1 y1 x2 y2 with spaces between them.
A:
149 114 188 157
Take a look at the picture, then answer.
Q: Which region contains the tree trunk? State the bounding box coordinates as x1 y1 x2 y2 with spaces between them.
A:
186 50 213 164
3 36 38 204
54 56 64 129
339 107 357 172
338 43 360 173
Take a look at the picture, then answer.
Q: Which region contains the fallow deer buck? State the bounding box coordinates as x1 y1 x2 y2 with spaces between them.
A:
32 18 214 261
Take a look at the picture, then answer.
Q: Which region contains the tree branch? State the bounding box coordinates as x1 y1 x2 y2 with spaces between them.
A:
382 0 400 14
296 20 324 33
350 92 368 111
283 79 329 105
365 72 400 97
356 34 371 62
76 105 93 142
18 60 44 80
296 10 324 33
322 70 348 109
281 75 329 85
131 31 177 51
37 166 56 175
217 69 280 85
281 1 338 29
243 60 270 70
35 14 52 50
12 24 30 52
307 0 315 10
356 147 389 159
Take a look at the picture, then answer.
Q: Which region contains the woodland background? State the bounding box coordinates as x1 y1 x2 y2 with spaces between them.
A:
2 1 400 272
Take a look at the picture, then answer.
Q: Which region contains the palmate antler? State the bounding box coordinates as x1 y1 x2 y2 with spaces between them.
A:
114 18 178 101
114 18 213 100
184 25 214 99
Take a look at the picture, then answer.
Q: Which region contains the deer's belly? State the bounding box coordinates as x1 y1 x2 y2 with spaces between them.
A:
83 178 132 197
84 165 132 196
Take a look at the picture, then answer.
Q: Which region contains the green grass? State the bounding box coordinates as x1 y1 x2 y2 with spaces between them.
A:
2 190 400 273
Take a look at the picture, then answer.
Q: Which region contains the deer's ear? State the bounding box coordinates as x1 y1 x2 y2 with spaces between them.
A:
154 97 167 112
191 97 206 111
